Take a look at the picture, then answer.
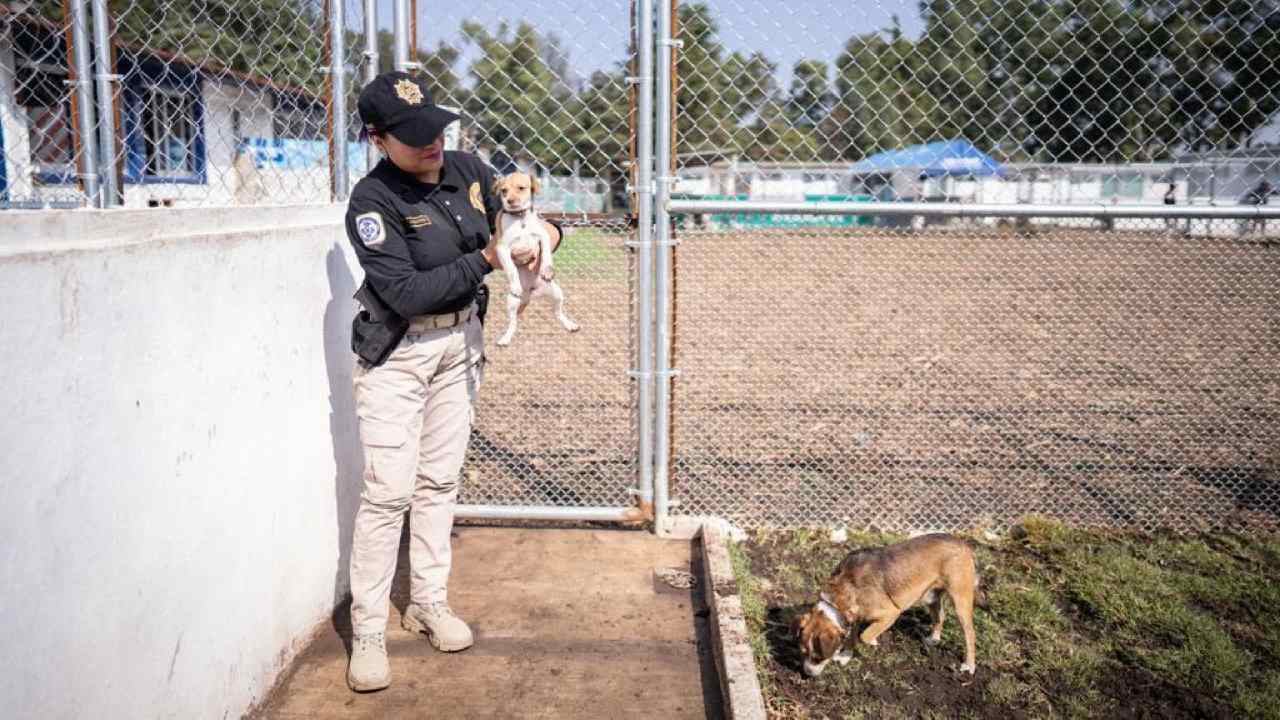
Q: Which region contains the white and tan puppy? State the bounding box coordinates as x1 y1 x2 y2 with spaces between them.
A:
491 172 580 347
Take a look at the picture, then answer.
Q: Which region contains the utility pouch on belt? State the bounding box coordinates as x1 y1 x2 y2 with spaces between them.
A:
351 281 409 367
475 283 489 325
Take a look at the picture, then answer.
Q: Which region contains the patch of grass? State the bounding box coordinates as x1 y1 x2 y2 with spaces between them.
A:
737 520 1280 719
553 229 622 278
727 538 774 695
1056 541 1254 694
1235 671 1280 720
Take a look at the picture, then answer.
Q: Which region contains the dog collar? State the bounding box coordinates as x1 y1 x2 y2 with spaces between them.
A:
817 594 848 634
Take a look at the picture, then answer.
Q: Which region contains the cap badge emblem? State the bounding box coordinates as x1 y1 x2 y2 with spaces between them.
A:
395 78 423 105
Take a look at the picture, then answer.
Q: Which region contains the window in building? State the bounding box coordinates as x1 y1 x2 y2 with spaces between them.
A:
140 83 199 177
15 60 75 181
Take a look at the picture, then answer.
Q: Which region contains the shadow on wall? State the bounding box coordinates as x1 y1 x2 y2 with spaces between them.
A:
323 243 362 643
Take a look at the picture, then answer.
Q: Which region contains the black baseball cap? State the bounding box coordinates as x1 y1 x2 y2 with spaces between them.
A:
357 71 460 147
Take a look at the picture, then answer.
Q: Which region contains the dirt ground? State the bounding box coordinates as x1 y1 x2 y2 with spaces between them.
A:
670 224 1279 531
462 228 637 510
250 527 722 719
459 224 1278 532
733 520 1280 720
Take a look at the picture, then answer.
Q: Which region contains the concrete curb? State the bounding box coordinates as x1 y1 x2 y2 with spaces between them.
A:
700 523 768 720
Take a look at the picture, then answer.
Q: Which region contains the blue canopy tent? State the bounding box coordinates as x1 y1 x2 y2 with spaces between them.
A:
849 140 1007 179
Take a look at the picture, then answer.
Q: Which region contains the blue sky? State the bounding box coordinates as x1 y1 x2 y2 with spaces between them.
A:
374 0 926 87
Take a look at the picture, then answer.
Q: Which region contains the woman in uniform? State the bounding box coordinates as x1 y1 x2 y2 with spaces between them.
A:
342 71 561 692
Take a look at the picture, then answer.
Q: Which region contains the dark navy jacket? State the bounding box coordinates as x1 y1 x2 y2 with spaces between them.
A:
345 151 500 317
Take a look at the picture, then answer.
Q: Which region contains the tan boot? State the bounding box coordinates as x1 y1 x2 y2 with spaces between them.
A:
346 632 390 692
402 602 474 652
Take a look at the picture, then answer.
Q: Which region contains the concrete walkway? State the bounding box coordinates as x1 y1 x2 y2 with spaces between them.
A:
253 527 722 720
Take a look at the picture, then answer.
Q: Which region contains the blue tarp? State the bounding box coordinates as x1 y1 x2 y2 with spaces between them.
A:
848 140 1006 178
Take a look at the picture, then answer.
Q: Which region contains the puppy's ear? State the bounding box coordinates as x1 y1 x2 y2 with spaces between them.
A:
492 176 506 196
817 630 840 661
530 175 541 194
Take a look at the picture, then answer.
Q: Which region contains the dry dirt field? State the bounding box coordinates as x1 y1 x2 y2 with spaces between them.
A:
463 224 1280 532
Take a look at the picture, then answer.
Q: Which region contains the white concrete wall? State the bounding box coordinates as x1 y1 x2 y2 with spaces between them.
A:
0 205 364 720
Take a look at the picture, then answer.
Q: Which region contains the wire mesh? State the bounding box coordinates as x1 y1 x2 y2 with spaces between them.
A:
1 2 93 208
668 1 1280 210
0 0 365 208
663 1 1280 532
666 222 1279 532
405 2 642 510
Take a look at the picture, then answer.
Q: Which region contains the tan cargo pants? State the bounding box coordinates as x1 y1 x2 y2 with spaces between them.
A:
349 312 484 636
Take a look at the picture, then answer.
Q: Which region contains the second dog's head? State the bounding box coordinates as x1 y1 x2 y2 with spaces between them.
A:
794 596 851 677
494 171 540 213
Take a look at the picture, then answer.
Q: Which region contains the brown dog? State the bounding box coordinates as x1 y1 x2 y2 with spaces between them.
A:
795 533 979 677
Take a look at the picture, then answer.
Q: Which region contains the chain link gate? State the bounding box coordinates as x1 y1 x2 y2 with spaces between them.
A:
652 0 1280 533
399 0 651 522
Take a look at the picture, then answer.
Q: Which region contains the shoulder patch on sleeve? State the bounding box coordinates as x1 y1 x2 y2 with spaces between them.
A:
355 212 386 248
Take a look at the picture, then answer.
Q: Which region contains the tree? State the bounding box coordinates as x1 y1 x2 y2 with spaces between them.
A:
824 19 941 160
110 0 325 88
460 20 577 172
675 3 784 158
563 68 631 178
785 60 834 128
917 0 1280 162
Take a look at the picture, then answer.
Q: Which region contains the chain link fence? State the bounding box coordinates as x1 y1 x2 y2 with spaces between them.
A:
0 0 644 212
402 1 643 512
664 0 1280 532
1 0 357 208
4 0 1278 532
2 1 93 208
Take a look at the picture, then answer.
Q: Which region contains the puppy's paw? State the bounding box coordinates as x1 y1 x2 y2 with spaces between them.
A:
861 637 879 647
833 648 854 667
539 266 555 282
508 285 524 299
563 320 580 333
924 635 942 647
496 334 514 347
953 662 976 676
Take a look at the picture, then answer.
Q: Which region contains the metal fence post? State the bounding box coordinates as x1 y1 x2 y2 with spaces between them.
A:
652 0 676 535
362 0 379 170
633 0 657 520
392 0 412 72
66 0 100 207
88 0 119 206
326 0 349 201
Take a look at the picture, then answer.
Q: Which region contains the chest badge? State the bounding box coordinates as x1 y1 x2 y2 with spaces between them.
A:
469 182 485 212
